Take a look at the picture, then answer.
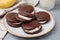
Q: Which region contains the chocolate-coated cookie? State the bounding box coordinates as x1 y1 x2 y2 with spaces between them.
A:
6 12 21 27
35 11 50 24
7 20 21 27
19 4 34 13
21 20 42 34
6 13 19 23
16 11 35 22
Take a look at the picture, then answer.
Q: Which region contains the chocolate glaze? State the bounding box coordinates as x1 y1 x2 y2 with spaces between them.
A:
6 13 19 23
6 13 21 27
19 11 33 17
21 20 42 34
16 11 35 22
21 20 41 30
24 26 42 34
35 11 50 24
19 4 34 13
7 20 21 27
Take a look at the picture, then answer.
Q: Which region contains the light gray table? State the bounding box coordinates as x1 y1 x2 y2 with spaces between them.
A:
4 0 60 40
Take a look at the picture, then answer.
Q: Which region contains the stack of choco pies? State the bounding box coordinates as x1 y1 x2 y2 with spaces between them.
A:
6 4 50 34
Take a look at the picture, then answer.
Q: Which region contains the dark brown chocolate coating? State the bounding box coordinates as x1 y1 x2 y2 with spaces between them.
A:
7 20 21 27
6 12 21 27
24 26 42 34
6 13 19 23
35 11 50 24
21 20 41 30
21 20 42 34
19 11 33 17
16 11 35 22
19 4 34 13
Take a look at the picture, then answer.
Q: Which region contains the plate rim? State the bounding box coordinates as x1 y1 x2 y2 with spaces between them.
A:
2 7 56 38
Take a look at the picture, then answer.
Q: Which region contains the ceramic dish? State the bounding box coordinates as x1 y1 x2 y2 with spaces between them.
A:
3 7 55 38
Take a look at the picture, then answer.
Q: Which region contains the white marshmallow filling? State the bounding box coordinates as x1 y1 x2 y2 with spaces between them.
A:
39 21 47 23
37 19 47 23
18 14 32 20
24 26 42 33
13 22 22 24
31 11 34 14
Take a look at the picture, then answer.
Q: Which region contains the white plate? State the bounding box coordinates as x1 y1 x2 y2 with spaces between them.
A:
3 7 55 38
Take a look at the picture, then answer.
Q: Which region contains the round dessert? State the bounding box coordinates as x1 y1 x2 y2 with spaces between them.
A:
16 11 35 22
6 12 19 23
21 20 42 34
7 20 21 27
35 11 50 24
6 12 21 27
0 0 16 8
19 4 34 13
